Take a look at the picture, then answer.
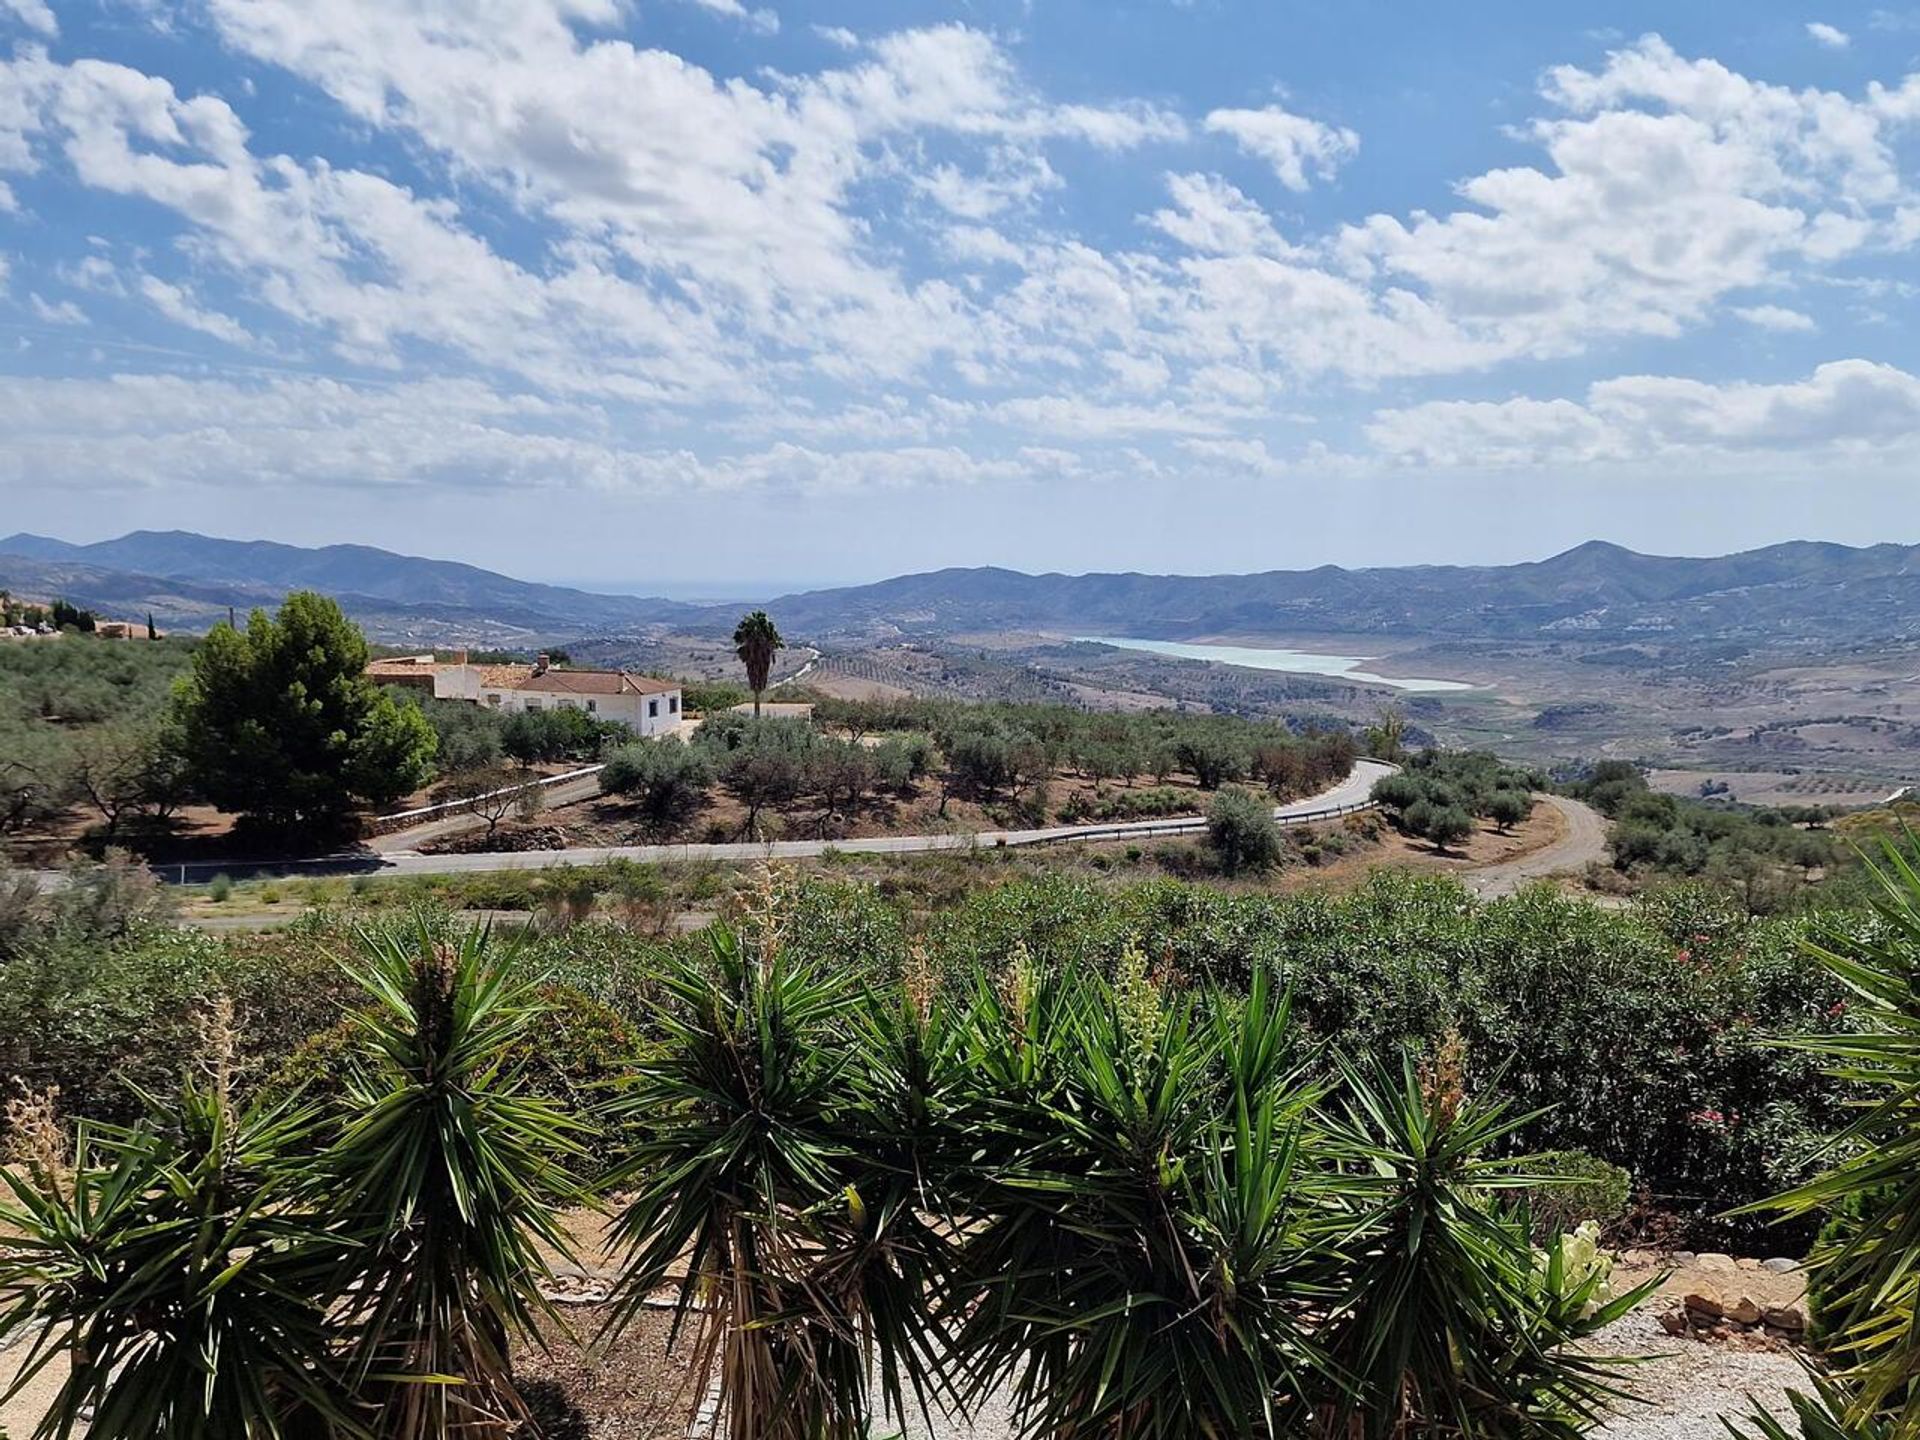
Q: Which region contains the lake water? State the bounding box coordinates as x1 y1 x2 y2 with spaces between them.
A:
1075 637 1474 693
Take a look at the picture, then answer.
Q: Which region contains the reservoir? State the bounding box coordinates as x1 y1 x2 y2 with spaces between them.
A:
1077 637 1474 693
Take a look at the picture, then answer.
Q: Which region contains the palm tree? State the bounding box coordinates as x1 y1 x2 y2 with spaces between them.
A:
733 610 784 718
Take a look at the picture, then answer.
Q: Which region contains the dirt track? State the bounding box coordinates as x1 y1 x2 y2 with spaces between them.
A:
1463 794 1609 898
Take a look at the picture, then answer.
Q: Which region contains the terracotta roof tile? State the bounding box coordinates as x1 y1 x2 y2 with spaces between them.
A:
516 669 680 696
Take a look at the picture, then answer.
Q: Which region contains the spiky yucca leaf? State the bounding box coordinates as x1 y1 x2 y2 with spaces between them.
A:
0 1082 349 1440
325 920 590 1440
1746 837 1920 1438
949 964 1339 1440
1726 1375 1897 1440
1322 1057 1655 1440
605 911 955 1440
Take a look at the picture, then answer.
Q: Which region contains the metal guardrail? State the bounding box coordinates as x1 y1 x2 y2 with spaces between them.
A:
369 764 606 830
992 797 1379 850
146 785 1387 884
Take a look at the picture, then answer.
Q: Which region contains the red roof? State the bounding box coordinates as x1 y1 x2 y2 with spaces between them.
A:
514 669 679 697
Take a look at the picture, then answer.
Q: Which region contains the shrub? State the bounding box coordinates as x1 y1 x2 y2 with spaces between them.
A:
207 873 233 903
600 739 713 837
1518 1150 1632 1239
1205 786 1282 875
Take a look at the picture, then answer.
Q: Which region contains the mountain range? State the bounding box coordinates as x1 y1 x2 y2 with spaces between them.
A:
749 539 1920 646
0 531 695 639
4 530 1919 651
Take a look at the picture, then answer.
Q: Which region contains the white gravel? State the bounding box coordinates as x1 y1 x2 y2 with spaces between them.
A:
882 1310 1813 1440
1587 1312 1810 1440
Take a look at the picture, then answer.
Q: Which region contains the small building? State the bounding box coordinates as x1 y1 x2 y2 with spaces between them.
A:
366 651 683 736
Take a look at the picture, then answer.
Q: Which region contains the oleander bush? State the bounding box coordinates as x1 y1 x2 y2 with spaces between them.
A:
0 857 1866 1248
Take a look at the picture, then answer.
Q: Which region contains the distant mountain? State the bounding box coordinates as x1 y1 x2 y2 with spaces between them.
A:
0 530 697 639
734 538 1920 647
8 530 1918 654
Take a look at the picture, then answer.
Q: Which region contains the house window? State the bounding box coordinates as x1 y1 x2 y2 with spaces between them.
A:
586 699 597 713
669 695 680 714
648 699 659 718
524 699 542 711
485 693 501 706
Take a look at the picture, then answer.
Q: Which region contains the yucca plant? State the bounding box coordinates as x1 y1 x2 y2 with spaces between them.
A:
324 921 591 1439
1726 1375 1897 1440
605 887 953 1440
949 960 1337 1440
1321 1046 1652 1439
0 1081 349 1439
1747 839 1920 1438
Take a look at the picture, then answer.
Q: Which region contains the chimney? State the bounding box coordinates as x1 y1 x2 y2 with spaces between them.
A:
452 648 468 666
534 653 550 675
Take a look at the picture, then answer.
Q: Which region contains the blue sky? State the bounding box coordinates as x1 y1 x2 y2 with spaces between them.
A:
2 1 1919 590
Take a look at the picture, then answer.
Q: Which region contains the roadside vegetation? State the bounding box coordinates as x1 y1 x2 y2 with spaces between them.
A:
1566 761 1846 912
4 854 1918 1436
0 627 196 844
582 699 1363 848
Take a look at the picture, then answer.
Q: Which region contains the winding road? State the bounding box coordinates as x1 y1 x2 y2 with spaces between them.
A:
148 760 1399 884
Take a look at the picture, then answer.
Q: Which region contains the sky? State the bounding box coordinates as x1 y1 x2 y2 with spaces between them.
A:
3 2 1920 591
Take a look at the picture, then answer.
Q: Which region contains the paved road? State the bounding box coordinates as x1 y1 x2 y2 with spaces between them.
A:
1462 794 1609 898
361 759 1397 878
144 760 1396 884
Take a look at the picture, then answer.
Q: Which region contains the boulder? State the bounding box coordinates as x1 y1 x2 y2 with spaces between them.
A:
1763 1304 1807 1332
1761 1257 1801 1274
1729 1296 1763 1326
1684 1288 1726 1319
1657 1309 1692 1337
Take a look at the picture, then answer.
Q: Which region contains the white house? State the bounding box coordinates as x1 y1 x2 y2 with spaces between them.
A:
367 652 683 736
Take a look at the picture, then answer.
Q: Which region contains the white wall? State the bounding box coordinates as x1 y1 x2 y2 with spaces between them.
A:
470 680 682 735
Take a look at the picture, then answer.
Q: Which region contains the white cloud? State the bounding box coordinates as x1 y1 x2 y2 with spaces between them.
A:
679 0 778 35
0 372 1090 497
1205 103 1358 189
138 274 254 346
3 17 1918 498
1328 36 1910 369
1732 303 1817 331
813 25 859 50
1807 22 1851 49
1365 360 1920 466
27 291 85 324
0 0 56 38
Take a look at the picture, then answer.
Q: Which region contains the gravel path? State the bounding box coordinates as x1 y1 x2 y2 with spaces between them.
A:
1587 1311 1808 1440
885 1309 1812 1440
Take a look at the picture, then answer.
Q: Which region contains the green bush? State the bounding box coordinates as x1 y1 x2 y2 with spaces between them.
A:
1517 1150 1632 1239
1205 786 1283 875
600 738 714 837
